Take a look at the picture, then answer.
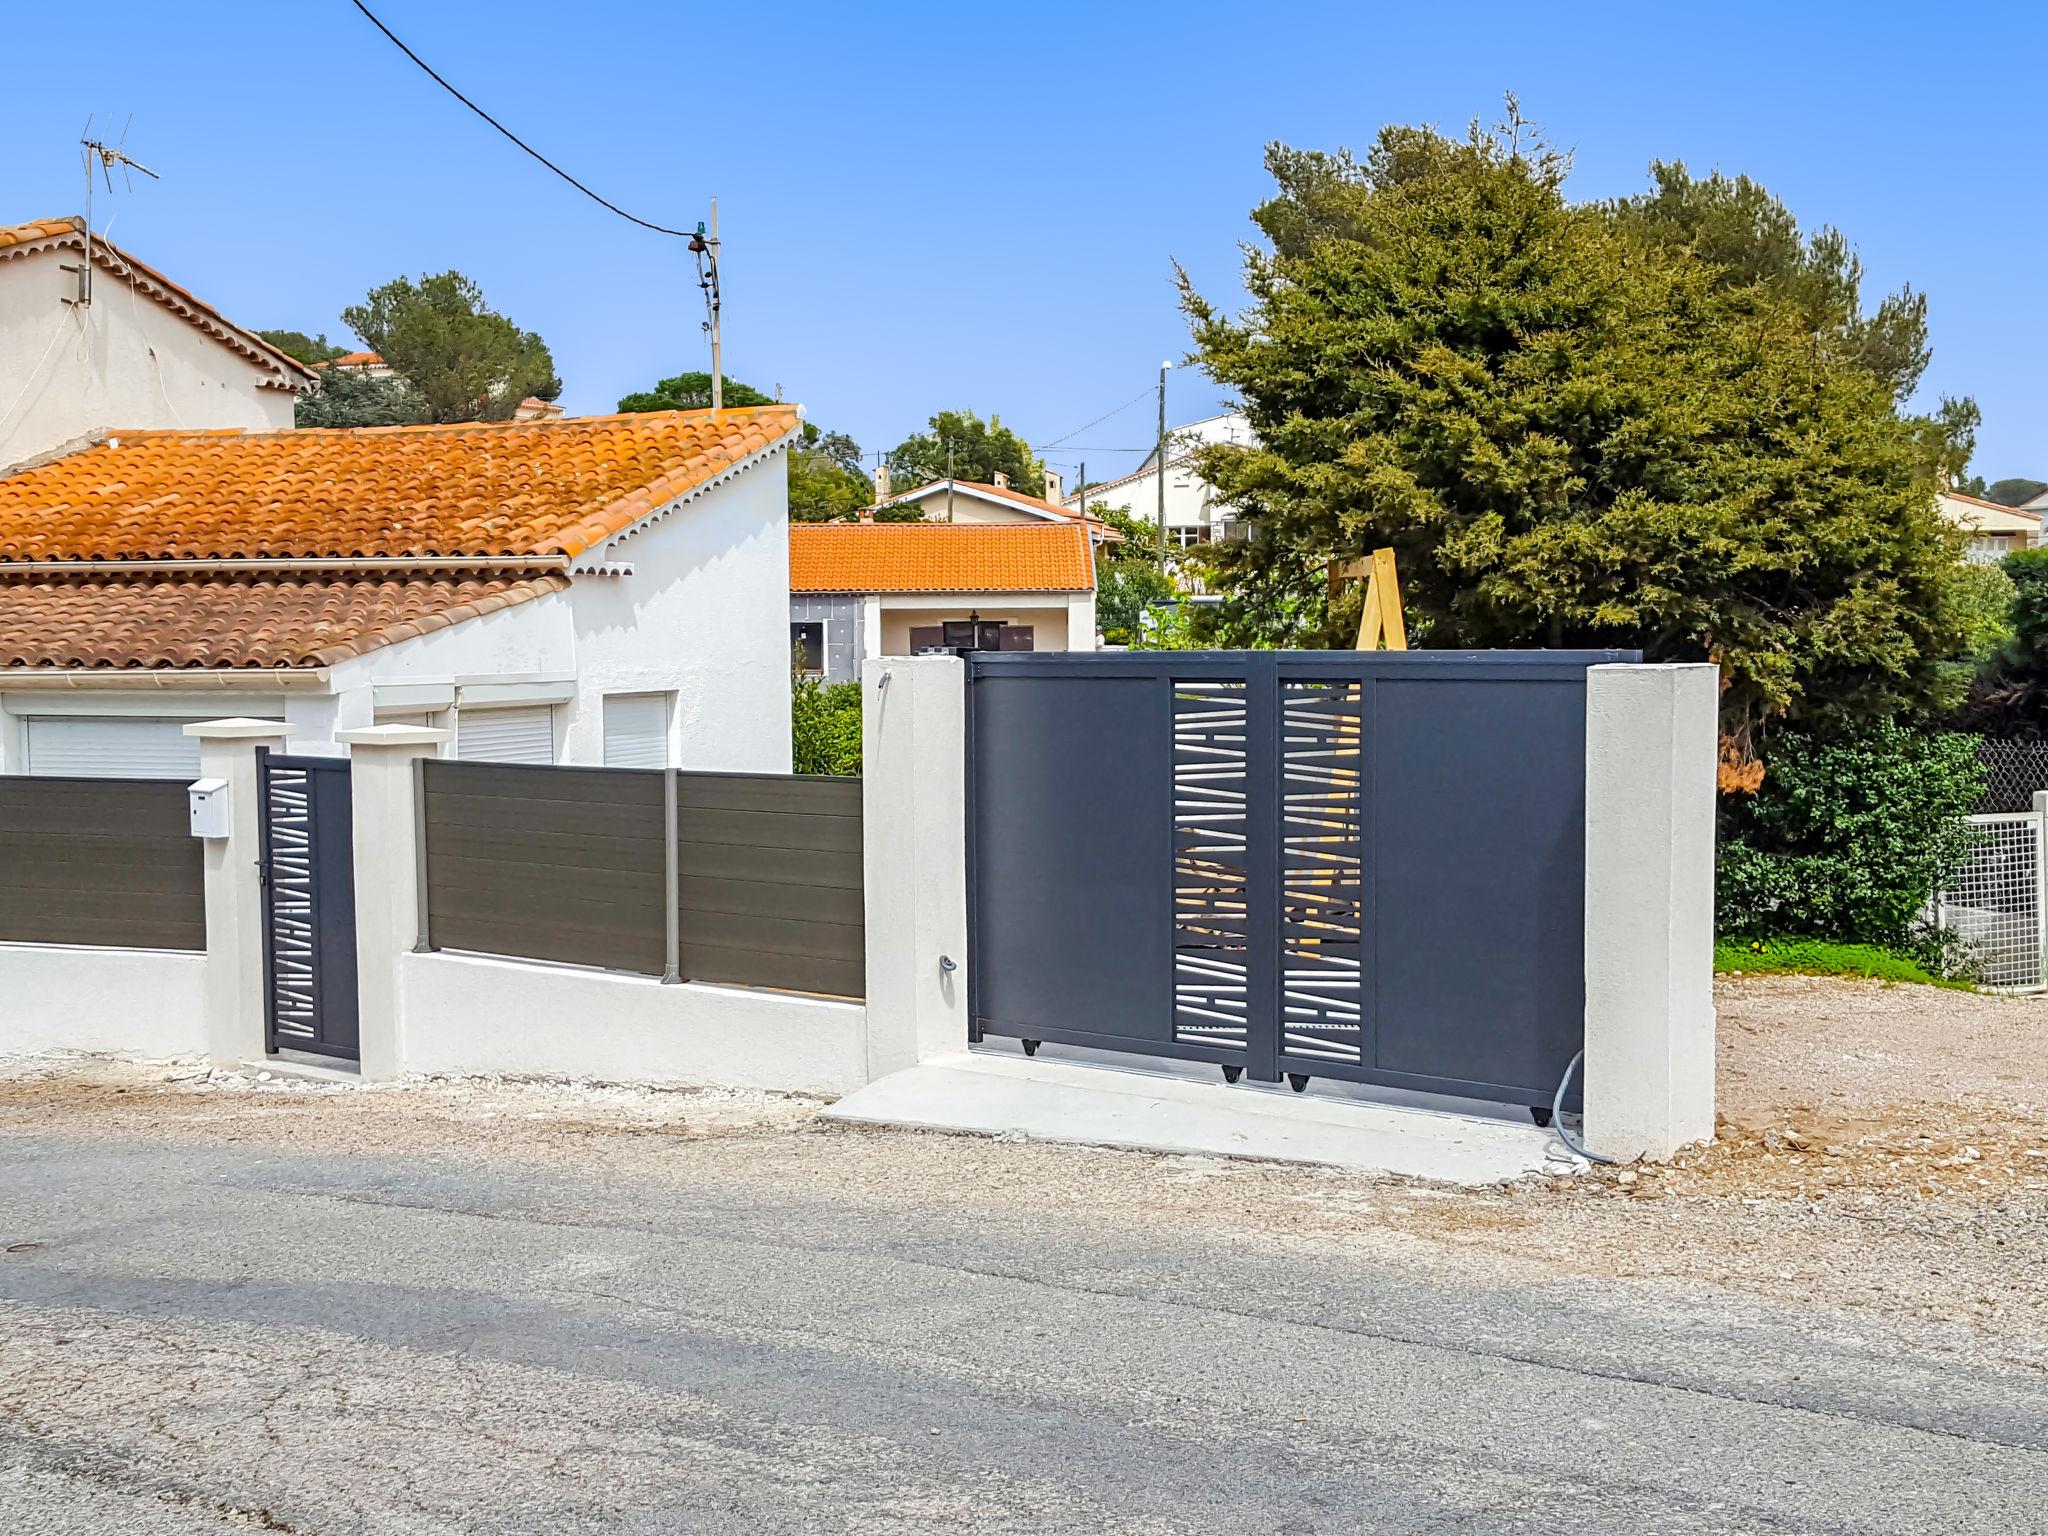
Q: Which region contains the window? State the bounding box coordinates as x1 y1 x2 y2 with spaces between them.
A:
456 704 554 764
603 693 670 769
790 621 825 677
23 716 203 778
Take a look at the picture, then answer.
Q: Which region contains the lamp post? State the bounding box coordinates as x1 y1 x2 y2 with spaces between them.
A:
1156 360 1172 562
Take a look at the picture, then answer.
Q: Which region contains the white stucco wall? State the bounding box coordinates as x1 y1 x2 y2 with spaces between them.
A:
397 951 868 1096
0 243 295 471
561 450 793 771
0 942 206 1058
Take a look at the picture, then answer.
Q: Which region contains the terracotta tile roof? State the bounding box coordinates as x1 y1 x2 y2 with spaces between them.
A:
880 478 1123 541
0 572 569 670
790 521 1095 594
0 217 318 386
0 407 799 562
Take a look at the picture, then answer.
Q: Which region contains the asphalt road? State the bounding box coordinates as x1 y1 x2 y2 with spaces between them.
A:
2 1117 2045 1534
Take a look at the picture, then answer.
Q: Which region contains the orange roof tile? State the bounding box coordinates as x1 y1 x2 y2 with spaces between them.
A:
790 521 1095 594
0 407 799 562
0 572 569 670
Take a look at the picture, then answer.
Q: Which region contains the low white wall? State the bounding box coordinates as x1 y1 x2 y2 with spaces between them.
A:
396 950 868 1096
0 942 206 1058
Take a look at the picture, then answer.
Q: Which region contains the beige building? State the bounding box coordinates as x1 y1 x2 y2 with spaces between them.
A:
0 217 314 472
1940 490 2041 563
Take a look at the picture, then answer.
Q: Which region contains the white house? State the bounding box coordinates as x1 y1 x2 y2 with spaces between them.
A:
0 406 800 776
1064 409 1253 546
0 216 316 472
1939 489 2041 564
789 521 1097 683
870 468 1117 546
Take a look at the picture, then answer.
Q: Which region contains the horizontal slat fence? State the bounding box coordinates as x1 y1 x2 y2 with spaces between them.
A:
421 760 668 975
0 776 205 950
419 760 864 998
677 773 865 999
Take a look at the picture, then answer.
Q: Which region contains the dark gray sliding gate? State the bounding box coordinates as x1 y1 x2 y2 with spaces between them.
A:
258 750 360 1061
965 649 1636 1108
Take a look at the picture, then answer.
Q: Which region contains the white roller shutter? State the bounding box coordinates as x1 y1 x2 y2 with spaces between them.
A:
24 716 202 779
603 693 670 769
456 704 554 764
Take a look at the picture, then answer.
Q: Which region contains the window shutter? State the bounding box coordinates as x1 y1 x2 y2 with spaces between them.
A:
998 625 1035 651
24 716 203 779
908 625 945 652
457 704 555 764
603 693 669 769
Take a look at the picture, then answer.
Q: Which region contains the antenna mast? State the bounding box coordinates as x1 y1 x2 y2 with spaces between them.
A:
69 116 160 308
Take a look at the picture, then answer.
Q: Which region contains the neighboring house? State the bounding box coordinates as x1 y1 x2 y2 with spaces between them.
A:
789 522 1097 683
1064 409 1253 546
0 406 800 776
0 217 316 472
1940 490 2041 564
317 350 396 379
513 395 566 422
872 469 1118 546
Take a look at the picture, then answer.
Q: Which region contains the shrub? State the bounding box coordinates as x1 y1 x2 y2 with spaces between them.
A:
1716 722 1984 949
1713 936 1969 990
792 678 861 775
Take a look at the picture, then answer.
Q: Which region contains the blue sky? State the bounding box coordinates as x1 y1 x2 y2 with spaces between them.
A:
7 1 2041 486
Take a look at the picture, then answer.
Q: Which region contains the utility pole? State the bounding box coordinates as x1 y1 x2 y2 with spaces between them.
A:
1156 360 1172 561
689 200 723 414
946 442 956 523
1078 460 1086 519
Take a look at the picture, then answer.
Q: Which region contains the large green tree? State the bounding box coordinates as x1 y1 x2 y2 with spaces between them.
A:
295 366 428 429
888 410 1046 498
1179 110 1973 735
1983 476 2048 508
342 272 560 423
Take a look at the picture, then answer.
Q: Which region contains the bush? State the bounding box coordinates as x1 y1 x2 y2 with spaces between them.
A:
1716 722 1984 949
792 679 861 775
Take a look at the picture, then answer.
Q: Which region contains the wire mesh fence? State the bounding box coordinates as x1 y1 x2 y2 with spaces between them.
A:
1974 739 2048 814
1934 812 2047 992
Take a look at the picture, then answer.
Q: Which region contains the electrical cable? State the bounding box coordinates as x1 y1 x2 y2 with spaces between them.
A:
1036 388 1153 451
1549 1050 1615 1165
344 0 693 238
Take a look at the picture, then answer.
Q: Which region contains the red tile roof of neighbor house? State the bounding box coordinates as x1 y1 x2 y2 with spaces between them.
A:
882 478 1122 538
0 217 318 388
790 521 1096 594
0 407 798 668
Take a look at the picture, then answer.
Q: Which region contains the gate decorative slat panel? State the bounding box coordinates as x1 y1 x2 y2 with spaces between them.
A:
264 764 322 1048
1279 679 1364 1066
1172 681 1249 1052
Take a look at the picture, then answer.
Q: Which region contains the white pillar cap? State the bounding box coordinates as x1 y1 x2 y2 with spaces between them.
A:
335 725 452 748
183 718 290 740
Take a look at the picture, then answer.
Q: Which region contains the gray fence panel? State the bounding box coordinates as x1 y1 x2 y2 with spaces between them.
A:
0 776 205 951
675 772 865 998
422 759 667 975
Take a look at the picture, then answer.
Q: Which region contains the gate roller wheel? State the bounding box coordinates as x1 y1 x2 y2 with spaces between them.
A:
1529 1105 1554 1127
1021 1039 1040 1057
1221 1065 1243 1084
1286 1073 1310 1094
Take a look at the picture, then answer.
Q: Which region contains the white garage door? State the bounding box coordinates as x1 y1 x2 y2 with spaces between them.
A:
23 716 203 778
456 704 554 764
603 693 670 769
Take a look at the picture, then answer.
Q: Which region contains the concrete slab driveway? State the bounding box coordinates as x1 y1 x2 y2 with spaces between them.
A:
1 1045 2044 1534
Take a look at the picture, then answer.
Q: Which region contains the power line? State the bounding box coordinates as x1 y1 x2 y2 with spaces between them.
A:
344 0 693 238
1035 387 1153 451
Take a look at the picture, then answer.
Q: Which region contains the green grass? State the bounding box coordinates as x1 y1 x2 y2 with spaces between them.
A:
1715 936 1973 990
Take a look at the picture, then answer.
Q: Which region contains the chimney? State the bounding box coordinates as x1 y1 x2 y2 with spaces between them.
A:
858 505 875 524
874 462 891 503
992 470 1010 490
1044 469 1064 506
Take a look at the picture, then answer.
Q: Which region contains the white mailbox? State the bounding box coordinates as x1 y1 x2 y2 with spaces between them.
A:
187 777 230 839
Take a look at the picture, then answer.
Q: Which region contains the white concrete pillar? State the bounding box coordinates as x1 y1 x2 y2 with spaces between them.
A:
337 725 450 1081
1066 591 1097 652
1582 663 1719 1161
185 718 290 1068
861 656 968 1080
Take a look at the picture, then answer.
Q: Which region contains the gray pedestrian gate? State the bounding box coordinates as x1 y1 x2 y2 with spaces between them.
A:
964 650 1636 1109
258 750 360 1061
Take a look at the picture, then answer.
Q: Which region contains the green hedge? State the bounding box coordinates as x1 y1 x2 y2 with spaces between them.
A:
1714 936 1969 989
1716 721 1983 951
792 679 861 776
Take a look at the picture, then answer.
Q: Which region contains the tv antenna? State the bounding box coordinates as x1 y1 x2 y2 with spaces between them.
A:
67 115 160 308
